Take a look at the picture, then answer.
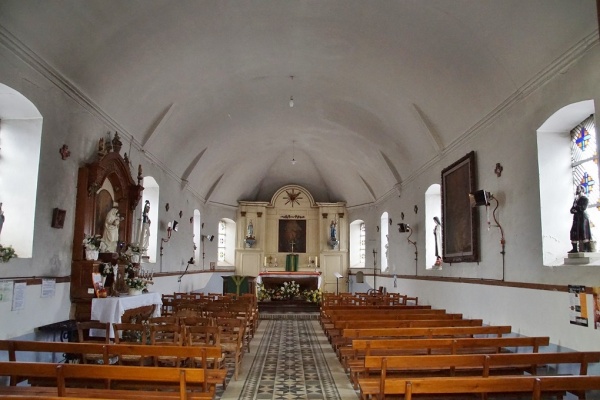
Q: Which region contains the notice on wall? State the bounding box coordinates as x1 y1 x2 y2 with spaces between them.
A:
0 280 13 303
569 285 588 327
41 279 56 298
12 282 26 311
593 287 600 330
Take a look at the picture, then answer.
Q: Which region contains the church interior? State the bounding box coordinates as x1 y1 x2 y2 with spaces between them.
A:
0 1 599 399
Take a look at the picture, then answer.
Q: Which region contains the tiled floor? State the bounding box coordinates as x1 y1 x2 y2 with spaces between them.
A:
219 315 358 400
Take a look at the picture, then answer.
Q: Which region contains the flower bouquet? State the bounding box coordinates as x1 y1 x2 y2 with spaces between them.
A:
280 281 300 300
303 289 322 304
83 234 103 260
0 244 17 263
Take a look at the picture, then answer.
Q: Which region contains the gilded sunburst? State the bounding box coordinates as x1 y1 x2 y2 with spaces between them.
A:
283 189 303 207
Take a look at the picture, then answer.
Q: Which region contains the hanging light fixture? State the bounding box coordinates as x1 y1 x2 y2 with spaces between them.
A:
291 140 297 165
289 75 294 108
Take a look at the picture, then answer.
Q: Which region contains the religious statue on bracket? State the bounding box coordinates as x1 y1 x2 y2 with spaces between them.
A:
138 200 151 256
244 219 256 248
327 219 339 249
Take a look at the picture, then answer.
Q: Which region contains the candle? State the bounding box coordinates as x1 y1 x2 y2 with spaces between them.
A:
264 256 267 265
274 257 277 263
315 256 318 266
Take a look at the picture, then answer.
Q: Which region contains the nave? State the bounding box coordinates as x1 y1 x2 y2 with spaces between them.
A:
219 315 356 400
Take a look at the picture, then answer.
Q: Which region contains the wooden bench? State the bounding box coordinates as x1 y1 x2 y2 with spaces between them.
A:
364 375 600 400
334 325 512 359
0 341 226 391
343 336 550 377
358 351 600 399
0 361 213 399
327 319 484 347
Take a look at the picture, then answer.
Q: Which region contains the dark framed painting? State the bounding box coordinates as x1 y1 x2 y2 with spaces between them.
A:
51 208 66 229
278 219 306 253
441 151 479 263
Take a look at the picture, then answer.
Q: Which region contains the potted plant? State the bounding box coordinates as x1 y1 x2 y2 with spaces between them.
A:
0 244 17 263
83 234 103 260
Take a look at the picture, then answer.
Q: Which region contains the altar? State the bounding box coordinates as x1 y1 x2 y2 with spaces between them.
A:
91 292 162 337
256 271 321 292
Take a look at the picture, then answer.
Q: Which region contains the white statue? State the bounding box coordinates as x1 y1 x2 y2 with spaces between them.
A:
102 206 120 253
139 200 151 255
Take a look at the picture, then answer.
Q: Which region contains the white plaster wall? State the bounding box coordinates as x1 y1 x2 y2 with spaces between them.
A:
0 283 70 340
379 276 598 352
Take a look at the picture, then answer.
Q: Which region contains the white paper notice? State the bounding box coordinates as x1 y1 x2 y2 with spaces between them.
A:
12 282 26 311
41 279 56 298
0 280 13 303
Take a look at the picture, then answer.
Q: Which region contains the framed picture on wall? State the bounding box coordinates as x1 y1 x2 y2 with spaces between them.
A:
278 219 306 253
441 151 479 263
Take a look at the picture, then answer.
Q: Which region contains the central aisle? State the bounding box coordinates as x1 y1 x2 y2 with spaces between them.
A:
219 317 357 400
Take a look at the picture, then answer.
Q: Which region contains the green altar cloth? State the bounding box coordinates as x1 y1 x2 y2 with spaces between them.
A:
285 254 299 272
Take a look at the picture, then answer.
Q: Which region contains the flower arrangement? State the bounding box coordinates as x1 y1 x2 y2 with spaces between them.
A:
0 244 17 263
98 263 115 277
303 289 322 304
280 281 301 300
257 283 273 301
126 243 143 254
124 262 148 291
83 234 103 250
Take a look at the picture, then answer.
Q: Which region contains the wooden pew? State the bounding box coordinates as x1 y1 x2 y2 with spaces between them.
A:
0 341 226 391
335 325 512 359
0 361 213 399
364 375 600 400
343 336 550 376
358 351 600 399
327 318 484 346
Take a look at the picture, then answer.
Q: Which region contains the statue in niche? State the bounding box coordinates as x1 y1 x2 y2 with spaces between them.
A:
433 216 443 267
140 200 151 255
0 203 4 237
102 205 121 253
247 220 254 238
330 220 337 240
569 185 592 253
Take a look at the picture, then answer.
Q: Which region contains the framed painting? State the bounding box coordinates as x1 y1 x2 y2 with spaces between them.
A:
278 219 306 253
441 151 479 263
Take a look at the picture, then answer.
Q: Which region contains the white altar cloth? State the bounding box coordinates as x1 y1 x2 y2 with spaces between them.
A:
91 292 162 337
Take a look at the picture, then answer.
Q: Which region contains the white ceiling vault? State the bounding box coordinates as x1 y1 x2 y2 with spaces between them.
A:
0 1 597 207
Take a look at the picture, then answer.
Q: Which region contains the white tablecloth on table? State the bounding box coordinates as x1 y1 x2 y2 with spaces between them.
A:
91 292 162 337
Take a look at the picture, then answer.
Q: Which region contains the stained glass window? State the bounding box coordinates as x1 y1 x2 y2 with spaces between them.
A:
359 223 366 266
218 220 226 262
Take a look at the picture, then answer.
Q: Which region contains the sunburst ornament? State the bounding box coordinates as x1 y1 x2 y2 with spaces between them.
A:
283 189 303 207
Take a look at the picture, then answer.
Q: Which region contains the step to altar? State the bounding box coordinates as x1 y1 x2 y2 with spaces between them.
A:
258 300 320 314
564 251 600 265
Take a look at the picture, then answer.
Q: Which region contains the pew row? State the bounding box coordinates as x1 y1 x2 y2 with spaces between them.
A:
357 352 600 399
0 361 213 400
0 341 226 390
343 336 550 378
361 375 600 400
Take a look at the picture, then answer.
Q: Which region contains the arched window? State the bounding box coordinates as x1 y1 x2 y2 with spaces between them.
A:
349 219 366 268
380 212 389 271
425 184 442 269
537 100 596 265
0 83 42 258
218 218 236 266
140 177 159 263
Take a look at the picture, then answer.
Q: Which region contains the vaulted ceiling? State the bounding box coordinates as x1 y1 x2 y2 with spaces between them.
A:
0 1 597 207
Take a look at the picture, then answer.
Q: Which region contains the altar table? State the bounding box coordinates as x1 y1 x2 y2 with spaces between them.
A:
257 271 321 292
91 292 162 337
